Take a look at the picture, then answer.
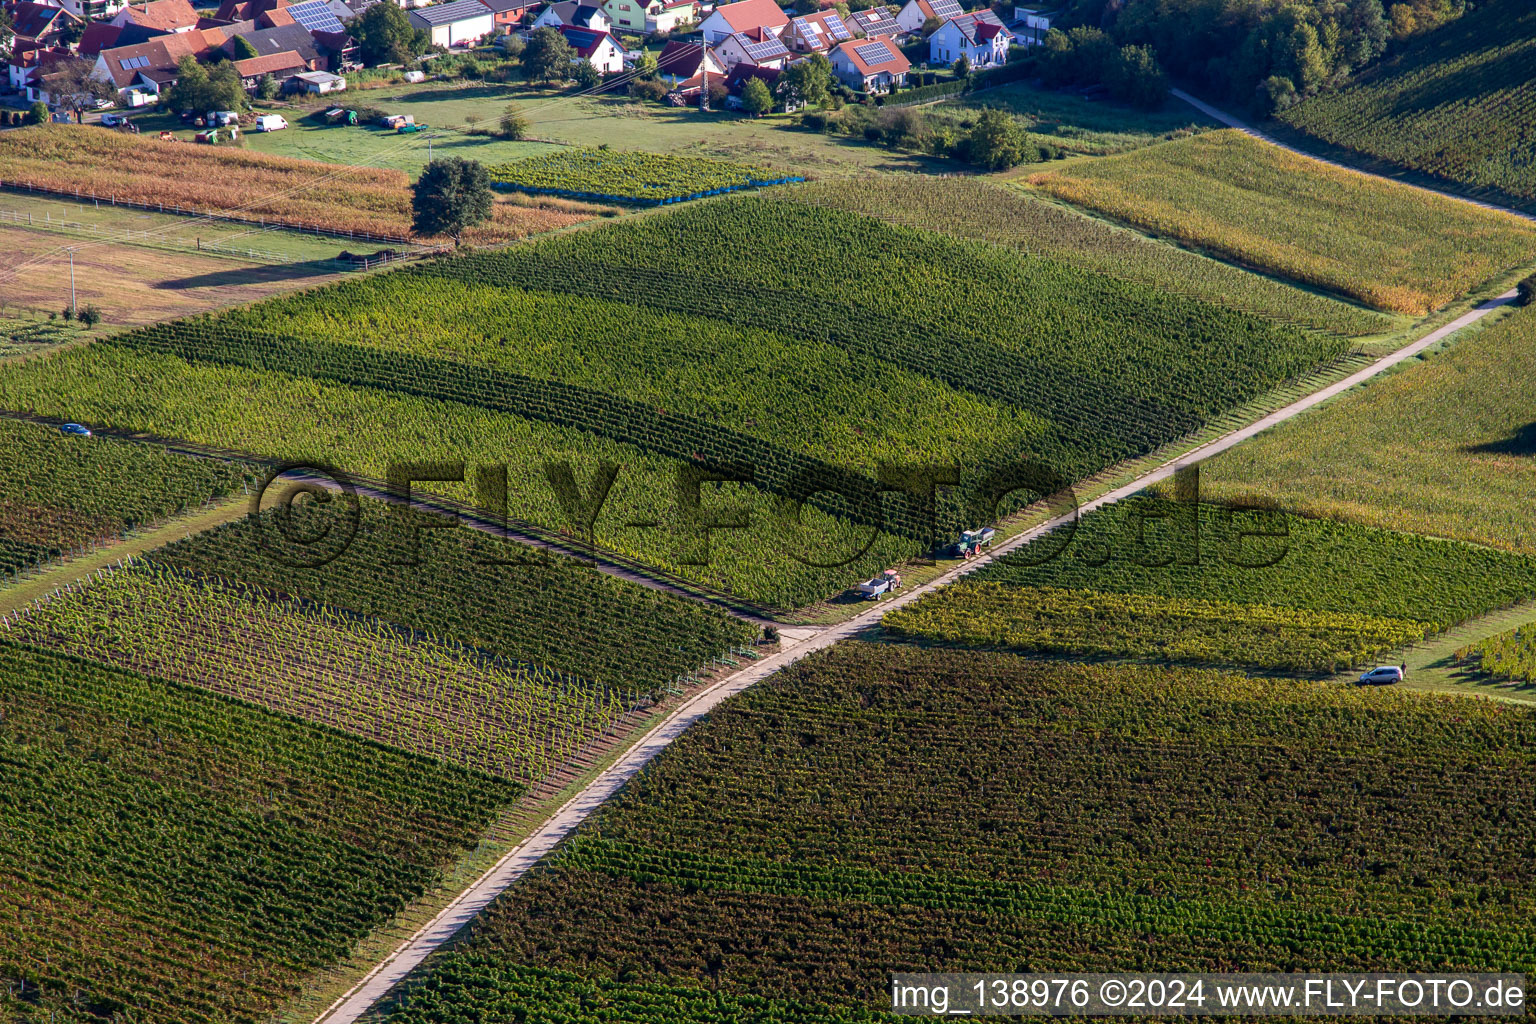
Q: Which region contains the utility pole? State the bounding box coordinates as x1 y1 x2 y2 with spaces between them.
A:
67 248 76 317
699 38 709 112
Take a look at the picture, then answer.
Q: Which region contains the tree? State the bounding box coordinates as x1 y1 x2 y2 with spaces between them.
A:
349 1 431 66
498 103 529 138
411 157 494 245
0 6 15 50
1102 43 1166 109
792 0 818 13
952 53 970 78
231 34 261 60
256 72 279 99
631 51 658 78
1258 73 1299 113
43 58 116 115
920 15 941 34
26 101 48 125
522 25 575 81
741 75 774 115
777 53 832 107
966 108 1030 170
163 55 243 114
570 58 602 89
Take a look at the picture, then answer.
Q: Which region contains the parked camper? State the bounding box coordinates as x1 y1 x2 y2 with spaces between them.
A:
255 114 288 132
206 110 239 127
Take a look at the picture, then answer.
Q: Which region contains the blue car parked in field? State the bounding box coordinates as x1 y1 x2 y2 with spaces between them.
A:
59 423 92 437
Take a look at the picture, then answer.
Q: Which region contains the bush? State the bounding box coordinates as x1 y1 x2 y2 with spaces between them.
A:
78 305 102 328
27 102 48 126
799 109 829 131
60 305 75 321
1518 273 1536 307
499 103 529 139
629 78 668 102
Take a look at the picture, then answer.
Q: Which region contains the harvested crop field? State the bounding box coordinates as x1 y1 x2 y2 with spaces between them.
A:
0 125 597 245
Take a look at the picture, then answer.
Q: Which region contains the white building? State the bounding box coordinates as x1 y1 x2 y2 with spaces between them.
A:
928 9 1008 67
697 0 787 45
409 0 497 47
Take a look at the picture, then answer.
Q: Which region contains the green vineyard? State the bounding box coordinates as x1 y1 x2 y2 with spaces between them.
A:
386 644 1536 1023
0 196 1347 607
779 178 1395 337
4 562 642 781
890 497 1536 671
488 149 800 204
0 641 514 1024
1279 0 1536 210
148 498 759 693
0 418 249 577
1455 622 1536 685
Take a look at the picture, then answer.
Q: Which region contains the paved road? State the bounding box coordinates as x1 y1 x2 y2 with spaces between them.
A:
312 287 1519 1024
1172 89 1536 225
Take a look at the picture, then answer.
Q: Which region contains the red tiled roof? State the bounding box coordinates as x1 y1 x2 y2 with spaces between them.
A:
120 0 200 31
657 37 719 77
709 0 785 33
7 1 77 40
833 33 908 75
232 47 305 75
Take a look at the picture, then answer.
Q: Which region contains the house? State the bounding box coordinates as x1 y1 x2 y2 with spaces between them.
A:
111 0 201 33
8 44 71 99
76 21 125 55
407 0 494 45
603 0 694 33
828 33 907 91
212 0 285 21
928 9 1007 67
477 0 537 33
715 26 787 69
782 9 850 52
225 22 327 67
1008 2 1056 43
286 66 344 91
5 2 85 47
721 60 776 107
655 36 721 85
531 1 609 30
91 25 225 99
893 0 959 34
232 47 306 87
696 0 784 45
847 5 899 37
558 23 623 72
51 0 127 22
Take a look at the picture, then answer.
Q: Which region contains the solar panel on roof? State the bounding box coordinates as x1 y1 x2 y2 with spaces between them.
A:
854 39 894 63
286 0 346 32
822 12 851 39
928 0 962 17
742 35 788 58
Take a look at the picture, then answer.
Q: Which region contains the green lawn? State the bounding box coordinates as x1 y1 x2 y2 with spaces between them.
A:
940 79 1218 155
197 82 956 178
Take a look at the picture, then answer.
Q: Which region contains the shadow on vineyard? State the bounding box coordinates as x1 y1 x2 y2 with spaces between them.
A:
381 643 1536 1023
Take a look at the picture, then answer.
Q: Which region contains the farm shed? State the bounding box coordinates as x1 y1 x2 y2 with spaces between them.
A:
408 0 496 47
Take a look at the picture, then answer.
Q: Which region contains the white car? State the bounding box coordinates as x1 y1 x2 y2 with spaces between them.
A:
1358 666 1404 686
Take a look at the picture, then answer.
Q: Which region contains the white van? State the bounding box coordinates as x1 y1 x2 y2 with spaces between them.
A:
255 114 288 132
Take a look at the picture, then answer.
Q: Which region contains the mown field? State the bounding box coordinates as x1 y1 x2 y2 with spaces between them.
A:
0 418 249 577
384 643 1536 1023
0 196 1346 608
884 497 1536 672
941 79 1217 156
0 640 515 1024
1027 130 1536 315
0 125 596 244
1278 0 1536 209
780 177 1394 336
1196 305 1536 554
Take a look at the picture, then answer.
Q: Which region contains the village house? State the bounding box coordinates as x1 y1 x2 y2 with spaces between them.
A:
847 5 900 38
828 33 908 91
91 25 228 102
110 0 200 33
696 0 785 45
5 2 85 48
928 9 1008 67
408 0 496 46
231 47 306 87
478 0 538 34
892 0 959 34
558 23 623 72
1008 2 1057 43
531 1 610 31
782 9 851 53
603 0 695 34
714 25 787 69
655 36 722 86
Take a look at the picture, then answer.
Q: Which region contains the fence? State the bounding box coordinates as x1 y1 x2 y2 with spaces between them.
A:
0 178 417 245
